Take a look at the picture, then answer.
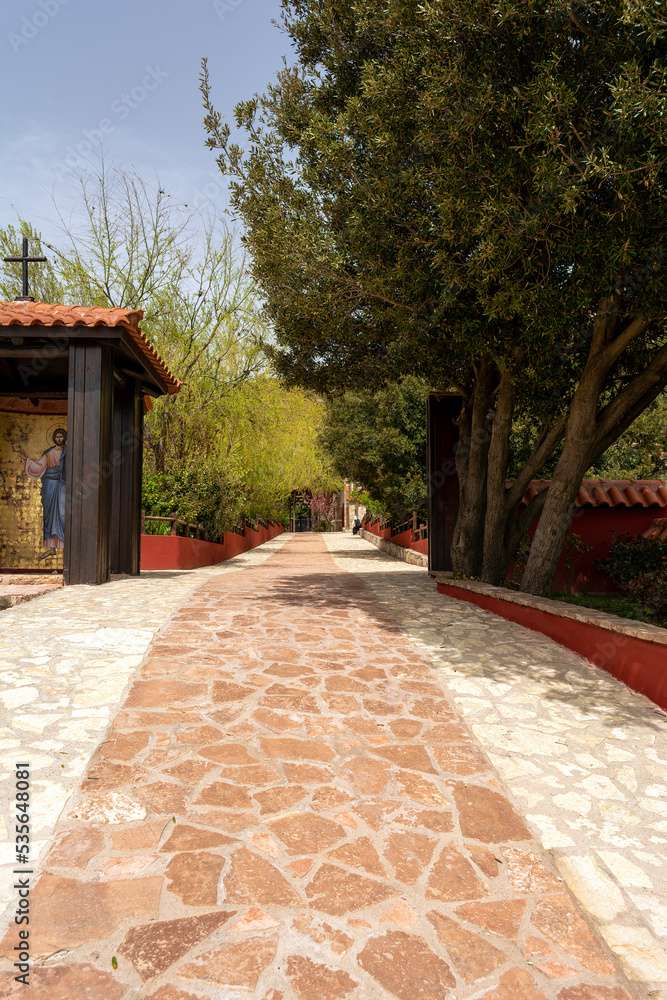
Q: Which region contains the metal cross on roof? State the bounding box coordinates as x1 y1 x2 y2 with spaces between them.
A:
3 237 47 302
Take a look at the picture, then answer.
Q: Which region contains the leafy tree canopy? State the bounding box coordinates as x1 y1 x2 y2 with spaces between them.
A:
319 377 427 520
1 165 338 527
203 0 667 593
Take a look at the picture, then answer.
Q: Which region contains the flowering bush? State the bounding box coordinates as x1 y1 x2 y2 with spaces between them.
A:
301 491 341 524
598 533 667 626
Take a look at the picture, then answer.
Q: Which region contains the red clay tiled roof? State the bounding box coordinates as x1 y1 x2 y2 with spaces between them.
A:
0 301 182 394
643 517 667 541
521 479 667 509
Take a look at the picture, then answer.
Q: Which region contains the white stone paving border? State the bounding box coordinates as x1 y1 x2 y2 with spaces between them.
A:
359 527 428 566
433 574 667 646
324 532 667 990
0 533 290 921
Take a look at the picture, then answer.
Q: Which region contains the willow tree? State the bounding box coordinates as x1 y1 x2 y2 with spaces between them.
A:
204 0 667 593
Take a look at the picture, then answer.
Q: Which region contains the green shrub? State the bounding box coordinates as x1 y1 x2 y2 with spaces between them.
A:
142 465 245 540
242 499 288 527
350 491 388 521
598 533 667 626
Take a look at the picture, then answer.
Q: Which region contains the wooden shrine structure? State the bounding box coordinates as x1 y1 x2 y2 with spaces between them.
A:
0 298 181 585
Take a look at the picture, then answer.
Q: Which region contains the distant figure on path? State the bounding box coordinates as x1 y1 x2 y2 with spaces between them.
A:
352 516 362 535
24 428 67 558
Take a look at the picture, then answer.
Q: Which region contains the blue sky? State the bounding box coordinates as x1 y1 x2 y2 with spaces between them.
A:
0 0 289 244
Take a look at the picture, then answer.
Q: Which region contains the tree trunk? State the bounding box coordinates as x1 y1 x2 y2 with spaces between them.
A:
450 356 496 577
521 302 615 595
520 446 592 596
481 362 517 584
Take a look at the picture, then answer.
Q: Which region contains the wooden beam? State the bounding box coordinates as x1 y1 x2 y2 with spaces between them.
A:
64 340 114 586
119 330 170 395
0 388 68 398
0 326 122 341
119 365 146 381
0 349 68 358
109 377 143 576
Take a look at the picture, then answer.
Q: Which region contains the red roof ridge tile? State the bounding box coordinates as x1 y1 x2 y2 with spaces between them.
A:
643 517 667 541
509 478 667 509
0 300 182 394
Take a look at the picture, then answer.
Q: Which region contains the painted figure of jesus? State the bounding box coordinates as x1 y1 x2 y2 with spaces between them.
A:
24 428 67 558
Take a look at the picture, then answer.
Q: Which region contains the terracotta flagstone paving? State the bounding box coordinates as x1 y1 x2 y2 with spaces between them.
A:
0 534 638 999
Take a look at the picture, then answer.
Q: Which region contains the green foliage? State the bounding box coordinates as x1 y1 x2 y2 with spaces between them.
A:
320 377 427 521
142 464 245 539
203 0 667 594
203 2 667 384
350 490 388 520
588 391 667 480
242 500 289 527
563 532 593 594
553 592 652 625
1 163 335 526
227 376 343 513
510 391 667 481
598 532 667 626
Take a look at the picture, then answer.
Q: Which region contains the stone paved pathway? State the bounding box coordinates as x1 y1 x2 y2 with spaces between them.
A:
0 536 289 915
324 533 667 992
0 533 650 999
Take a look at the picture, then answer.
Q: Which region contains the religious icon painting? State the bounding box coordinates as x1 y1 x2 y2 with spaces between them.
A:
0 411 67 570
24 424 67 560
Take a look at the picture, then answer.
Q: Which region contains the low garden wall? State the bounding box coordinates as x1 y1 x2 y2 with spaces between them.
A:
140 521 284 571
362 520 428 556
359 529 428 567
366 506 662 593
435 576 667 712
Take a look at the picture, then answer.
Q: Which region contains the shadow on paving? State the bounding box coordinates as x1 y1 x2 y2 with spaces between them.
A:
262 570 406 635
313 561 667 737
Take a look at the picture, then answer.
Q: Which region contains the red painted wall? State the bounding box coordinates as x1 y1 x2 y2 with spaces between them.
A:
363 521 391 541
437 582 667 712
507 506 663 593
366 506 664 592
140 522 284 571
363 521 428 556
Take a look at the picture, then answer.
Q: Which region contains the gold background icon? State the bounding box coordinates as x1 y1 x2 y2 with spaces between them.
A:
0 412 67 570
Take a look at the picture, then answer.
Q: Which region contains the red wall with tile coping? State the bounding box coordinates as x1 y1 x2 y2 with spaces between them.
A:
367 507 662 592
140 522 284 571
437 581 667 712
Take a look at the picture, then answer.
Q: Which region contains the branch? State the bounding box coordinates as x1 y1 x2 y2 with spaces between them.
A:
507 488 549 558
585 341 667 466
505 413 568 509
568 4 598 37
600 315 649 370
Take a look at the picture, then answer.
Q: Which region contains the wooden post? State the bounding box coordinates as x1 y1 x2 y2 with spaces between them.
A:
109 377 143 576
426 393 461 573
64 341 114 585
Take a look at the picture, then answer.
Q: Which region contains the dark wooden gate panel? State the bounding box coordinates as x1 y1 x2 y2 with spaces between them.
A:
427 393 461 573
64 341 114 585
110 376 143 576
